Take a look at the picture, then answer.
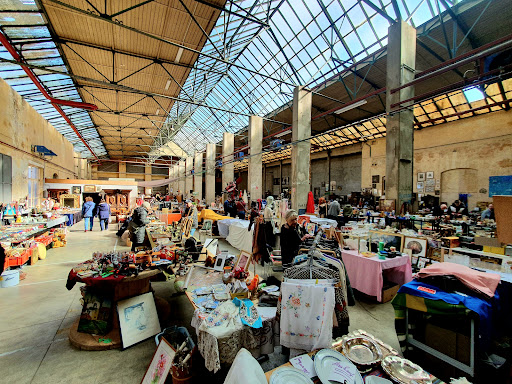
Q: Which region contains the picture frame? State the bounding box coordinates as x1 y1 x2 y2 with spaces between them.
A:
83 185 96 193
417 182 424 190
426 171 434 179
404 237 428 258
417 173 425 182
77 290 112 335
417 257 428 269
117 292 161 349
141 337 176 384
235 250 252 271
305 222 316 236
411 255 419 267
72 186 81 195
369 230 404 252
202 219 213 232
372 175 380 183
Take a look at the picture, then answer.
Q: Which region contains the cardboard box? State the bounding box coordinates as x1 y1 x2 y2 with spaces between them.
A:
425 323 471 365
382 282 399 303
441 237 460 248
230 291 249 300
474 237 502 248
483 245 505 255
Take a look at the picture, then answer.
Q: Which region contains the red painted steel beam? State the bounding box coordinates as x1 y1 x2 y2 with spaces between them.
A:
0 31 99 159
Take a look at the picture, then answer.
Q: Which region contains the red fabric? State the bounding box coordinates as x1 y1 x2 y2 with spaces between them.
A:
66 269 125 290
306 191 315 214
416 262 501 298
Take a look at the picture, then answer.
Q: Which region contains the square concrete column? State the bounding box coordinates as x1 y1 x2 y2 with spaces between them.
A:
222 132 234 200
194 151 203 201
185 156 194 198
144 164 152 195
385 21 416 210
248 116 263 202
291 86 312 212
172 164 179 195
168 166 172 194
205 143 216 205
178 160 185 196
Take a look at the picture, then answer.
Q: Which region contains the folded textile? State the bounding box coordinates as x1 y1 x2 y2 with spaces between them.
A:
233 297 262 328
280 282 335 351
416 262 501 298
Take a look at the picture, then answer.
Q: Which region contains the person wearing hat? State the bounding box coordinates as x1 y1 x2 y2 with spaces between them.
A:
128 201 151 251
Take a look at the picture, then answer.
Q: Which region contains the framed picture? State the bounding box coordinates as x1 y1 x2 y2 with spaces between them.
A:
372 175 380 183
235 250 252 271
426 172 434 179
72 186 81 194
417 257 428 269
117 292 161 349
297 215 311 226
78 290 112 335
380 199 395 212
83 185 96 193
404 237 428 258
369 230 404 252
305 222 316 236
417 182 424 190
417 173 425 182
141 337 175 384
411 255 419 267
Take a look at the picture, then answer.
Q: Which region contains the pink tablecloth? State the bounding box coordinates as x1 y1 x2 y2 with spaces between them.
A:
341 250 413 302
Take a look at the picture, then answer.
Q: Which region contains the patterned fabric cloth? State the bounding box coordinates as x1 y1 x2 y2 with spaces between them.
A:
233 297 263 328
280 282 335 350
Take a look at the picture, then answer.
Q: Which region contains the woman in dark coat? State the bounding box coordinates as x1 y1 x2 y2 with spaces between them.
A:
280 209 311 269
97 199 111 231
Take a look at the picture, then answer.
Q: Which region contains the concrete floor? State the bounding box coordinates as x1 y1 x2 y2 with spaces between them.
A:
0 223 400 384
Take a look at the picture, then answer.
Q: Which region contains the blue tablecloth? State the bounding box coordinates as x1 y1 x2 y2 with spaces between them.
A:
63 211 83 226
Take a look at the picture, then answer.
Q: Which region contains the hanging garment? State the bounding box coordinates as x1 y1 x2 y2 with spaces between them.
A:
280 282 335 350
306 191 315 214
233 297 262 328
279 261 350 333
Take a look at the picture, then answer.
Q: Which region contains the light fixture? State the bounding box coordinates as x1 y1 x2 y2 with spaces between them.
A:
175 47 184 63
164 79 171 90
2 17 15 22
155 109 160 115
334 99 367 114
274 129 291 138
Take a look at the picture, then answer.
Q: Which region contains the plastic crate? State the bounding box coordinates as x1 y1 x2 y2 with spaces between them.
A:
154 325 195 352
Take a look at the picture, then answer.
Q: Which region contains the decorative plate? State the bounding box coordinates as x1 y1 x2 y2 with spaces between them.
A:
340 336 383 365
381 356 432 384
269 367 313 384
313 348 364 384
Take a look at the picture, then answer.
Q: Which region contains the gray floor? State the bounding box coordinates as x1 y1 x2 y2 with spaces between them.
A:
0 223 400 383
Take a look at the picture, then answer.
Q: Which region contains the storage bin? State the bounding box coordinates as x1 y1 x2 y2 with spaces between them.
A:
1 269 20 288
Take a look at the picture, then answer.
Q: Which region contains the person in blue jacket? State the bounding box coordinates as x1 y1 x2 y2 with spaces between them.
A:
82 196 96 232
97 199 111 231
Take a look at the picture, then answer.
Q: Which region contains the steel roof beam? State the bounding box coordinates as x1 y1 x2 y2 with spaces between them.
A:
193 0 269 27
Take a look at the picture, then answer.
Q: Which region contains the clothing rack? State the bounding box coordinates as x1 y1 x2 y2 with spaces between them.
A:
307 228 323 279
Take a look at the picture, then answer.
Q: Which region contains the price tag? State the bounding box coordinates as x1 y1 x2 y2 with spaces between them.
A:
290 354 316 378
328 361 357 383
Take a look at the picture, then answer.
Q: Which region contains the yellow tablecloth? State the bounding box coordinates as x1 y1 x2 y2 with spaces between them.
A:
199 209 230 222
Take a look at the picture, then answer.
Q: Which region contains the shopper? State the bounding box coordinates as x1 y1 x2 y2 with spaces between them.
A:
97 199 111 231
128 201 151 251
318 197 327 218
481 203 495 220
82 196 95 232
449 199 468 218
224 197 233 217
280 209 311 269
236 198 246 219
186 200 198 229
328 198 341 219
433 203 449 217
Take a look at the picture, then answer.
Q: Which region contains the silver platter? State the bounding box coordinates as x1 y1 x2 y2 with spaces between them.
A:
340 336 383 366
381 356 432 384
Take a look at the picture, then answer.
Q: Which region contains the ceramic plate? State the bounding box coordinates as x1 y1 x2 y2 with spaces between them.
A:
340 336 383 365
269 367 313 384
365 376 393 384
381 356 432 384
313 349 364 384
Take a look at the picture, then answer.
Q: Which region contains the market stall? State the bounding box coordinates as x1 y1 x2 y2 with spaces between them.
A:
217 218 253 252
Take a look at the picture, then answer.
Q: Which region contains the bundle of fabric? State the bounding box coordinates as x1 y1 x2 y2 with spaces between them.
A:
415 262 500 298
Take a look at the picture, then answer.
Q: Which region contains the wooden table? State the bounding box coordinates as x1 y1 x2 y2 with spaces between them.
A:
69 269 168 350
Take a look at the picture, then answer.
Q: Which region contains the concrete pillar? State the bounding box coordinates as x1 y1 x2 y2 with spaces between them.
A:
92 164 98 180
248 116 263 202
205 143 216 205
119 162 126 178
178 160 185 196
168 166 172 195
144 164 152 195
222 132 234 201
194 151 203 201
172 164 178 194
185 156 193 198
385 21 416 210
291 86 312 212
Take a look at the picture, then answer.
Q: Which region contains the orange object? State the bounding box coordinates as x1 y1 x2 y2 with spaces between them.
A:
247 275 259 291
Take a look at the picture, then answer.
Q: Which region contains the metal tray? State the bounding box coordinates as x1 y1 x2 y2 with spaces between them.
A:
381 356 432 384
340 336 383 366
